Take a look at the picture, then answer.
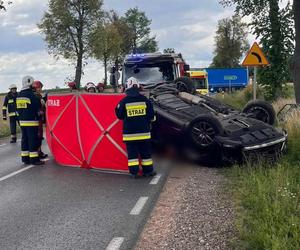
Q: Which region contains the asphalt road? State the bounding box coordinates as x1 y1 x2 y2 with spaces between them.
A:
0 137 170 250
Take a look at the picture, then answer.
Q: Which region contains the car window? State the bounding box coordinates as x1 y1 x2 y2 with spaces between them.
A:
124 63 175 85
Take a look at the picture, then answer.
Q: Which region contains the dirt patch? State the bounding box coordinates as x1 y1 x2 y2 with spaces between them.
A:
135 162 235 250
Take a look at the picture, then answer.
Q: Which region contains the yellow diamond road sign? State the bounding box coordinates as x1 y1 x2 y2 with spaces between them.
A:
242 42 269 67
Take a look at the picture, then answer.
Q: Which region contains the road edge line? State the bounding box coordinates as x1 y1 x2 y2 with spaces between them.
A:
149 174 162 185
0 165 35 182
130 196 149 215
106 237 125 250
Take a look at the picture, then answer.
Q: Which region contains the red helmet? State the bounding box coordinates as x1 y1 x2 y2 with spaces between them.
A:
32 80 43 89
68 81 77 90
97 82 105 92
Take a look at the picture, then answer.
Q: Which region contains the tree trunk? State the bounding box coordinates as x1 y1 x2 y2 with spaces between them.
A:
269 0 283 97
104 55 108 85
75 6 84 89
294 0 300 104
75 52 83 89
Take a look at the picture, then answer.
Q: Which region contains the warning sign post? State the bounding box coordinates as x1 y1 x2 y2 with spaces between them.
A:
242 42 269 100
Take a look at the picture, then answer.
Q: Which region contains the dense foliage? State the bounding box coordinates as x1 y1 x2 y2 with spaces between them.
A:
220 0 295 101
210 15 249 68
38 0 104 88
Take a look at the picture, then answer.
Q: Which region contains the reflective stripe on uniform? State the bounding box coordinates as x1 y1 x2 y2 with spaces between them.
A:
2 106 7 110
151 115 157 122
128 159 139 166
123 132 151 141
21 151 29 157
8 112 17 117
8 99 14 104
125 102 147 109
29 152 39 158
19 120 39 127
141 159 153 166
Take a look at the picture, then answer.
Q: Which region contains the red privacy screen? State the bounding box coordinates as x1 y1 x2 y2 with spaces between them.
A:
46 93 128 172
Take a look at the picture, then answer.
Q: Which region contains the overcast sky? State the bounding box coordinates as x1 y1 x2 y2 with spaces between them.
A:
0 0 290 92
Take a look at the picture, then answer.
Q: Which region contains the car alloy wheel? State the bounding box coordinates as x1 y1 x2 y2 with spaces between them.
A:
191 121 216 147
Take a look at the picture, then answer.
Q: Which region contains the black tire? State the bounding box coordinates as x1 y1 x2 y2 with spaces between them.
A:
242 100 276 125
175 77 196 94
187 114 224 150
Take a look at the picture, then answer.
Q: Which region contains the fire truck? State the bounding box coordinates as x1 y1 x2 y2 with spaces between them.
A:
121 53 190 87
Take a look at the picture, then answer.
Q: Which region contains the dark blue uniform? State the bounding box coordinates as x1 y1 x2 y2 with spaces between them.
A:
115 88 155 176
16 88 41 164
2 92 18 142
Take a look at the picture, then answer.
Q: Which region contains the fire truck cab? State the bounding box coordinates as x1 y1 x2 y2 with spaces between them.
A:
122 53 190 87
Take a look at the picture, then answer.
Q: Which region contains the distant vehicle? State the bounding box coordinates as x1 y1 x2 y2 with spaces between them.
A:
188 70 209 95
205 68 249 93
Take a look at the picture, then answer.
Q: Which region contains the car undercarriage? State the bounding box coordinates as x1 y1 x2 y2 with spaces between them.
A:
148 78 287 164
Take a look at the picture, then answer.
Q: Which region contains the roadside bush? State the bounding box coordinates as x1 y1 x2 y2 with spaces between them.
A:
215 85 265 110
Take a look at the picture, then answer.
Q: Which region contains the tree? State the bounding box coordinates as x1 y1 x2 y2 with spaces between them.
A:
122 7 158 53
294 0 300 104
163 48 176 53
220 0 294 100
107 10 133 69
0 1 12 11
38 0 104 88
90 22 122 85
210 15 248 68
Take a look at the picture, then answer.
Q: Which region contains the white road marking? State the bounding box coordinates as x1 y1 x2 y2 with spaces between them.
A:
0 144 6 147
0 165 35 182
149 174 162 185
106 237 125 250
130 196 149 215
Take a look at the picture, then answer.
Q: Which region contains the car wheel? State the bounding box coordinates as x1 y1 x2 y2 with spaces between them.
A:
175 77 196 94
187 114 224 150
242 100 276 125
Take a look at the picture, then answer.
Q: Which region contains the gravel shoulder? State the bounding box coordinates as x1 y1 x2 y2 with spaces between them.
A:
135 161 235 250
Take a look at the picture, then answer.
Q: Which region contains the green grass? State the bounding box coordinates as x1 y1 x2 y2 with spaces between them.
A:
215 85 265 110
224 95 300 249
0 95 11 138
228 161 300 250
0 121 11 138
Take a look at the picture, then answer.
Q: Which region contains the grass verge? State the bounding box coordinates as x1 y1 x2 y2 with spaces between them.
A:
226 97 300 249
0 95 12 138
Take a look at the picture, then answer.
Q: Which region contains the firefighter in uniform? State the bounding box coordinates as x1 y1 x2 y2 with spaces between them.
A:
32 80 48 159
115 77 156 178
2 84 19 143
17 76 44 165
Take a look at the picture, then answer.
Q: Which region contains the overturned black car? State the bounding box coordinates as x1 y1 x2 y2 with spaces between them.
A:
148 78 287 164
122 53 287 164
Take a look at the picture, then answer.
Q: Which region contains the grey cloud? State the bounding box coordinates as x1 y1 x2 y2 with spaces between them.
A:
0 0 234 91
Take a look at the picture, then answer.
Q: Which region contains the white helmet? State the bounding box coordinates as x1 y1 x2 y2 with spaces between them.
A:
86 82 96 91
22 76 34 90
126 77 140 90
9 84 17 90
